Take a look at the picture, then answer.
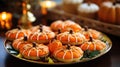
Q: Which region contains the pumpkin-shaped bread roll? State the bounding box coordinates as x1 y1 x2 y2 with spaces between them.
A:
5 27 31 40
80 37 106 51
20 43 49 60
83 26 102 41
61 20 82 32
50 20 65 32
53 44 83 62
28 27 55 44
48 40 63 53
12 36 29 51
57 30 86 45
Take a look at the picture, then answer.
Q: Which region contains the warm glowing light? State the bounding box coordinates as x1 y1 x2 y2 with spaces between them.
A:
5 22 10 29
0 12 12 29
40 0 56 15
1 21 5 28
1 12 7 20
40 1 56 8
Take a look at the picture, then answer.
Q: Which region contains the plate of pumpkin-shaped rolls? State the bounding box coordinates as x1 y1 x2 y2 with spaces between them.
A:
4 20 112 64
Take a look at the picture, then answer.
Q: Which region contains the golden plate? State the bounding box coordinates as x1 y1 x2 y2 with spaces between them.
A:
4 34 112 65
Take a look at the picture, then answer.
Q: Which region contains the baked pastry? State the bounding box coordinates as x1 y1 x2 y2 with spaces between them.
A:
53 45 83 62
50 20 65 32
12 36 29 51
50 20 82 33
48 40 63 53
20 43 49 60
78 2 99 19
28 27 55 44
61 20 82 32
80 37 106 51
57 30 86 45
5 27 31 40
62 0 84 14
82 26 102 41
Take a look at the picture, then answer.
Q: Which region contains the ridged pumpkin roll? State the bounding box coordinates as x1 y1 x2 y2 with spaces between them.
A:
82 26 102 41
53 45 83 63
50 20 65 32
57 30 86 45
28 27 55 44
61 20 82 32
80 37 107 51
50 20 82 33
20 43 49 60
12 36 29 51
5 27 31 40
48 40 63 53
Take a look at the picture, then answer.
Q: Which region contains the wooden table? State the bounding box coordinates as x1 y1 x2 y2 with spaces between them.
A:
0 33 120 67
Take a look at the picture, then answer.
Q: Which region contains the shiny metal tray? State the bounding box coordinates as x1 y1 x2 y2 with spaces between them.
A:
4 34 112 65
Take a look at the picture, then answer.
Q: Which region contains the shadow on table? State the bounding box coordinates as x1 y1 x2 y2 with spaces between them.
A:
5 52 111 67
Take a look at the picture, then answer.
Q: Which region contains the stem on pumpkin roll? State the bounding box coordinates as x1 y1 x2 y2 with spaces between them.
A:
113 0 120 5
58 29 61 34
84 26 88 31
69 30 73 34
39 27 43 32
39 24 43 28
113 2 116 5
89 36 93 42
87 1 91 6
23 36 27 41
67 44 71 49
17 25 21 30
32 42 36 47
54 36 57 39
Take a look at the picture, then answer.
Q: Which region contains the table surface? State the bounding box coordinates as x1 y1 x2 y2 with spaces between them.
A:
0 32 120 67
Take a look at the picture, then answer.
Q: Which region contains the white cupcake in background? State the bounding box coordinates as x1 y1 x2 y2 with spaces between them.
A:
78 3 99 19
62 0 84 14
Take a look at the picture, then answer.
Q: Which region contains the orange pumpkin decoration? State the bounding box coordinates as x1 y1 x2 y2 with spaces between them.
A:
77 2 99 19
80 37 106 51
53 44 83 62
98 1 120 24
85 0 113 6
12 36 29 51
57 30 86 45
48 40 63 53
28 27 55 44
5 27 31 40
20 43 49 60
